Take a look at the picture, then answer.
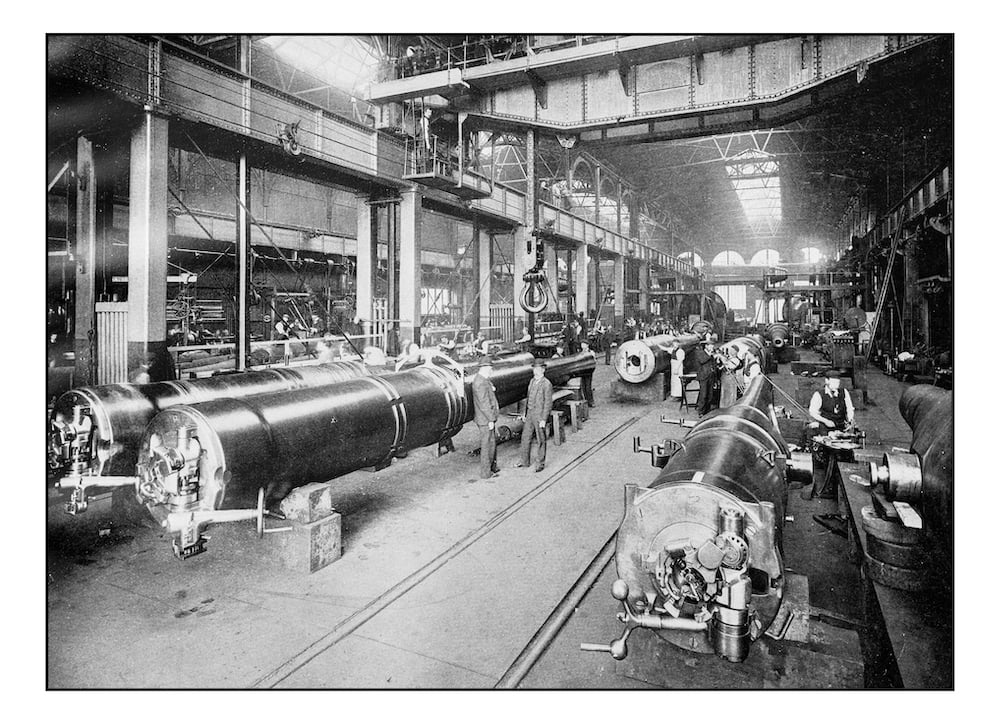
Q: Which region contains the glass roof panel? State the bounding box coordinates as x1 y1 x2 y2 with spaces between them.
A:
726 149 782 225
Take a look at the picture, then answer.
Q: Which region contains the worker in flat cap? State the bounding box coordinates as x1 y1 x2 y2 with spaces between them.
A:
471 358 501 479
808 369 855 431
517 358 553 473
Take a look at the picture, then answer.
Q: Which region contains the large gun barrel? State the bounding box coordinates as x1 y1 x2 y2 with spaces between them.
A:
134 353 595 524
765 323 790 349
614 334 702 384
601 376 792 663
869 384 953 557
719 334 770 375
48 361 371 484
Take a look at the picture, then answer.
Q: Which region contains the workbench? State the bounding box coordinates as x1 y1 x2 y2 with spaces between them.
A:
836 461 953 688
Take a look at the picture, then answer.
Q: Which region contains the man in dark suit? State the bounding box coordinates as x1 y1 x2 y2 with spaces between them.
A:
517 359 553 472
691 341 719 417
471 360 500 479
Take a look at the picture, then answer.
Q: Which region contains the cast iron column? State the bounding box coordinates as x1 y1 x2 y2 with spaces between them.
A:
74 136 97 385
126 111 170 381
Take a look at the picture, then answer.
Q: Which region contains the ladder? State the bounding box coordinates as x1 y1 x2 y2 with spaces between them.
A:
865 224 904 361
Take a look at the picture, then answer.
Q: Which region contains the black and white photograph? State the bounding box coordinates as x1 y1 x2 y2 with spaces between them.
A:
31 16 979 704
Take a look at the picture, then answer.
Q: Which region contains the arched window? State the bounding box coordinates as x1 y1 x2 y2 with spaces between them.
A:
714 285 747 312
711 250 746 266
678 251 704 268
750 248 781 266
801 247 823 263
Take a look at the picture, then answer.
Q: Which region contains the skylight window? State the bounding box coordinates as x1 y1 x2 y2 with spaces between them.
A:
725 149 782 235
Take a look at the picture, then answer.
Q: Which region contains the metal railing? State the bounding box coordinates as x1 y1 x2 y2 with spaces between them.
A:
387 35 621 78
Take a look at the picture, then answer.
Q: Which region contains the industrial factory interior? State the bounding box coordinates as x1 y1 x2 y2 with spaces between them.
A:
33 20 989 705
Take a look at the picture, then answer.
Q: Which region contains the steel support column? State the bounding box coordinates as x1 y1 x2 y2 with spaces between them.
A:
355 193 375 339
126 111 171 382
638 260 650 316
236 36 251 372
613 254 625 327
544 240 558 313
236 152 251 371
575 243 589 321
475 218 492 332
399 188 422 348
74 136 97 385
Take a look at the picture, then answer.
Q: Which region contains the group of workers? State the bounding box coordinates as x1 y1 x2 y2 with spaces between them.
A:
471 357 554 480
674 339 764 417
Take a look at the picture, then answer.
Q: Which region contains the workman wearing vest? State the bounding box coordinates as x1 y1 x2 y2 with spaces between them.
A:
808 369 855 431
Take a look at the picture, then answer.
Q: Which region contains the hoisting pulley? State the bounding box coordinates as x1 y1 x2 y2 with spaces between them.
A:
519 270 549 314
518 235 549 314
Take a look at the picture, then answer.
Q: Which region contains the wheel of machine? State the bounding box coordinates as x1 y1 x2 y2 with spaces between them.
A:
497 426 512 443
861 505 924 545
866 534 927 568
852 355 868 403
863 551 932 591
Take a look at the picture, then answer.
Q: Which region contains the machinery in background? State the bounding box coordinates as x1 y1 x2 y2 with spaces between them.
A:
763 322 792 368
133 352 595 558
614 333 702 384
48 361 371 514
814 321 870 402
587 376 811 663
865 384 953 590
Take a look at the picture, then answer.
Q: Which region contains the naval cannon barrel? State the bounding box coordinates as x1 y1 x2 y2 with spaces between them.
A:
134 353 595 521
49 361 372 480
614 333 702 384
765 323 790 349
605 376 792 663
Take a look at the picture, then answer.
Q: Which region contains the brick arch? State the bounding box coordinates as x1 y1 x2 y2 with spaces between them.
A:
678 251 704 268
711 250 746 266
749 248 781 266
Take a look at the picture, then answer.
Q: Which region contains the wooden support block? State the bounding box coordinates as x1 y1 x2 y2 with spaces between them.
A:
434 437 455 458
558 379 584 401
549 410 565 445
278 482 333 524
564 400 586 431
269 512 342 574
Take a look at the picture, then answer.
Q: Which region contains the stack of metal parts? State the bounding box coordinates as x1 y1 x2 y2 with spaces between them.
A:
864 384 953 591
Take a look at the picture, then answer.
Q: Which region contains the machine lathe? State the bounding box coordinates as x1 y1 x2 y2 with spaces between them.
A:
590 376 812 663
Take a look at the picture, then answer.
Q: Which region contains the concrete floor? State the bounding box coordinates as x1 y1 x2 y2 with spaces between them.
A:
46 353 917 689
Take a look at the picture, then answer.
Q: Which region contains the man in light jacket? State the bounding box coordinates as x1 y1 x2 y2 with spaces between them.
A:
472 359 501 479
517 359 553 473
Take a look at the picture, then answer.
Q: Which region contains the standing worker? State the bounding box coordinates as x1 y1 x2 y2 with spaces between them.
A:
471 359 501 479
808 369 854 431
691 340 718 417
579 341 596 407
517 359 553 473
718 347 741 409
670 341 686 399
